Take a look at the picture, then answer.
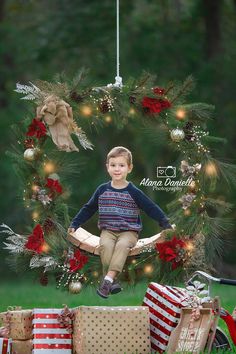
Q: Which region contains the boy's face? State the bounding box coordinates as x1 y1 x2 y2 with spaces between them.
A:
106 156 133 182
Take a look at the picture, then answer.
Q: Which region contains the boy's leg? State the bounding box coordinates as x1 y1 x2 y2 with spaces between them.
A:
108 231 138 274
99 230 117 276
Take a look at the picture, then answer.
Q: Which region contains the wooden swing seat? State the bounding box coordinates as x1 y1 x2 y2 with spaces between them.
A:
68 227 165 256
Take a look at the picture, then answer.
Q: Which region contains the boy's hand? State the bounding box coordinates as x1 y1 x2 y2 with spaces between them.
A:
67 227 75 234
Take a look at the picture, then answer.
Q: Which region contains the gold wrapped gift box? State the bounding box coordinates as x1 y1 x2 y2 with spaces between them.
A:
0 309 33 340
12 339 33 354
72 306 151 354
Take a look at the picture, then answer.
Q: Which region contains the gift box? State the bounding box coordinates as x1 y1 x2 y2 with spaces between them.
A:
12 339 32 354
0 338 12 354
32 308 72 354
0 309 32 340
72 306 151 354
143 282 189 353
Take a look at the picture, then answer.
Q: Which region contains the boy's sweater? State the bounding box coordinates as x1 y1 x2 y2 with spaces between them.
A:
70 181 172 232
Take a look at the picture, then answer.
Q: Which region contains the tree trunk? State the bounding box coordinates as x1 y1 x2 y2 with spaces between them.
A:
202 0 223 59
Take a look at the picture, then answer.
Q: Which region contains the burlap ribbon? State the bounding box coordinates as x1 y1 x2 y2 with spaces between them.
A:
57 305 74 334
37 95 80 152
189 306 201 336
0 306 22 338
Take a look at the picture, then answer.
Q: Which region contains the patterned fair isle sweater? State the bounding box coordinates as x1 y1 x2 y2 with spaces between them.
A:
70 182 172 232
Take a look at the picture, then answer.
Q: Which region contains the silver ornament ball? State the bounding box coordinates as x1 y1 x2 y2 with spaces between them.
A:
170 128 185 142
68 281 82 294
24 148 38 161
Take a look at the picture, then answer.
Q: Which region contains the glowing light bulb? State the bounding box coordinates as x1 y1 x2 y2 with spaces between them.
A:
129 108 136 115
81 105 92 116
32 211 39 220
144 264 154 274
44 162 55 174
176 109 186 120
185 241 194 252
105 115 112 123
204 162 218 177
41 242 50 253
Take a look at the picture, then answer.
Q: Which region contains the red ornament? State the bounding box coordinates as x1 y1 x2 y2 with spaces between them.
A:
25 224 45 254
156 236 186 270
69 250 88 272
26 118 47 139
45 178 63 195
142 97 171 114
153 87 166 95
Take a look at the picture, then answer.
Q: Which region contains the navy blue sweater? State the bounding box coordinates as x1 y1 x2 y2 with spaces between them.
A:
70 182 172 232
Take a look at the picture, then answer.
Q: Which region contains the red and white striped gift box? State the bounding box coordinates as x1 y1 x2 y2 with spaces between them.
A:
32 309 72 354
143 283 189 354
0 338 12 354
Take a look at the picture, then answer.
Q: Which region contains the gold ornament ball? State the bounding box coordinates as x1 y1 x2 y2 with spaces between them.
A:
24 148 38 161
69 281 82 294
170 128 185 142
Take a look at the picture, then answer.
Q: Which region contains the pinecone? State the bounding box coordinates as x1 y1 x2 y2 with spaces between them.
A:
184 121 194 131
99 99 110 114
24 138 34 149
70 91 83 103
39 272 48 286
43 218 55 234
183 121 195 141
129 96 136 104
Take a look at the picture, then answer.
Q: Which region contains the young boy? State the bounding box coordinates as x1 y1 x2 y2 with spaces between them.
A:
68 146 172 298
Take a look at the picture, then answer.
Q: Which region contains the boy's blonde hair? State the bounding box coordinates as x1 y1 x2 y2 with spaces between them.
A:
107 146 133 166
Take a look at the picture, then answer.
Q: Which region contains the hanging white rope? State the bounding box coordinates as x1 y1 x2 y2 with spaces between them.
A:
107 0 123 88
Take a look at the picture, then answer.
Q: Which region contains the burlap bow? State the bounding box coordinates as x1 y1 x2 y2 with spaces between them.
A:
37 95 80 152
57 305 74 334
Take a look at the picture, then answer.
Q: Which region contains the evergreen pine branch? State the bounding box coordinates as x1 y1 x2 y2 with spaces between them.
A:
205 198 233 215
170 75 195 104
183 103 215 122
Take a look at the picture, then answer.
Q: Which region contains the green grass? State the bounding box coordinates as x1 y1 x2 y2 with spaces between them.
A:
0 279 235 352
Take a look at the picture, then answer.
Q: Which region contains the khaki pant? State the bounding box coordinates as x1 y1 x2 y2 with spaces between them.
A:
99 229 138 274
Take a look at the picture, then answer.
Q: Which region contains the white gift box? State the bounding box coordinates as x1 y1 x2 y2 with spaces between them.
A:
0 338 12 354
32 308 72 354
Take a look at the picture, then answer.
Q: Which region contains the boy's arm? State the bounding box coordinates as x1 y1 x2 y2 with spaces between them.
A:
130 185 172 229
69 186 100 230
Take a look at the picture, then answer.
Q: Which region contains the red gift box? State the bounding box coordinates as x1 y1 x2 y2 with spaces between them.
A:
32 309 72 354
143 282 189 353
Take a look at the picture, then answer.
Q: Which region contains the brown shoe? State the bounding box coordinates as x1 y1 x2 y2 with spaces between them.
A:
97 279 112 299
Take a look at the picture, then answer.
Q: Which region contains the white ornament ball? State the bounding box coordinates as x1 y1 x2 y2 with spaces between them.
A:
170 128 185 142
24 148 38 161
68 281 82 294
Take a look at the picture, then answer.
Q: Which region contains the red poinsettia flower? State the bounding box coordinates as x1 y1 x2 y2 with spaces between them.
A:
45 178 63 194
142 97 171 114
153 87 166 95
69 250 88 272
25 224 45 254
26 118 47 139
156 236 186 270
